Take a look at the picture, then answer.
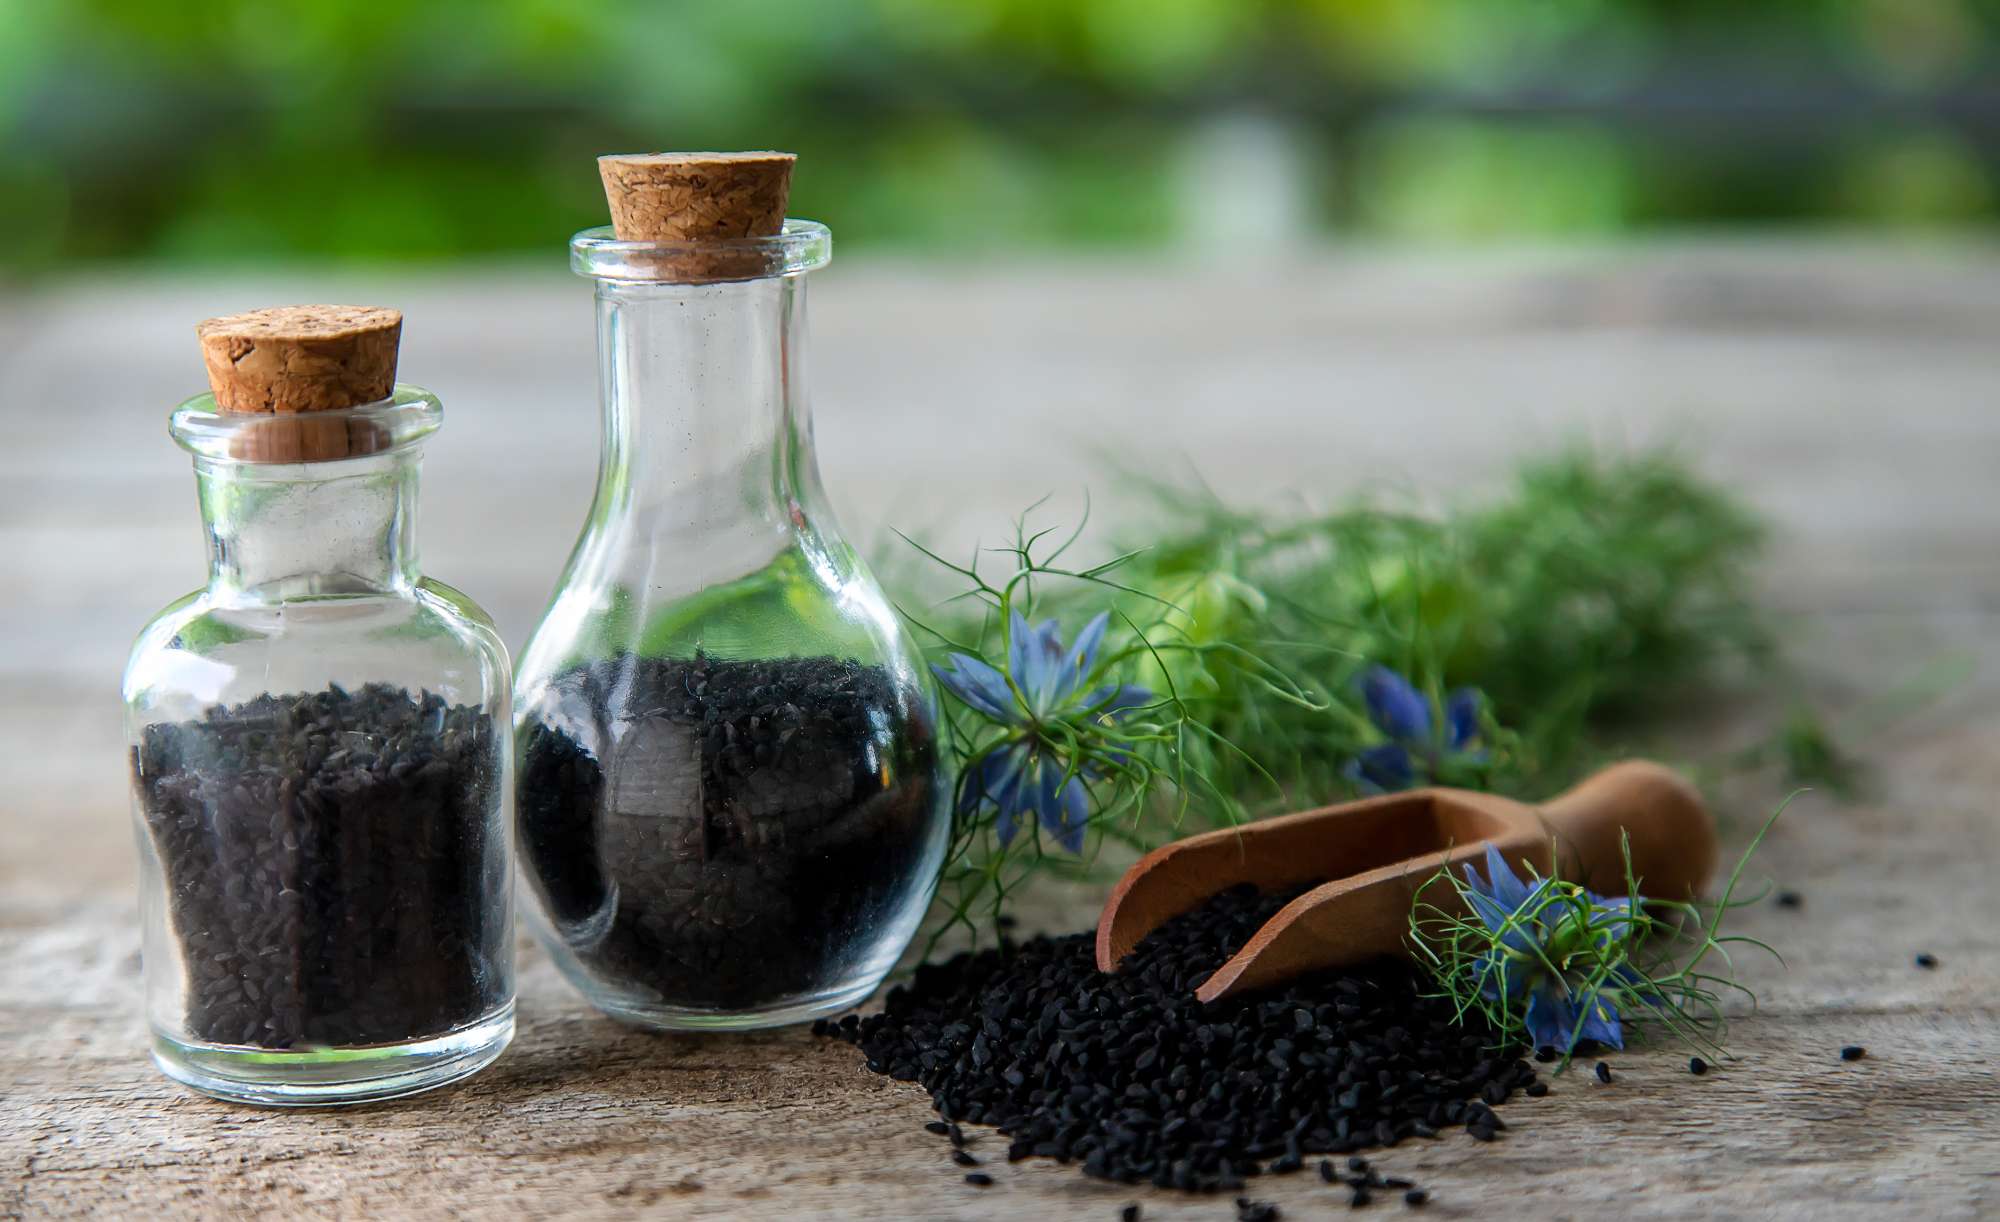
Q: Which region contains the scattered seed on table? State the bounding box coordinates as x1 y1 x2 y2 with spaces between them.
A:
1841 1045 1867 1061
1348 1156 1370 1172
1595 1061 1614 1084
1351 1186 1372 1207
1915 953 1938 969
951 1150 979 1167
1775 890 1803 909
1404 1189 1430 1206
1319 1159 1338 1184
964 1173 994 1187
1236 1199 1281 1222
820 884 1544 1193
1120 1205 1140 1222
924 1121 949 1136
1526 1081 1549 1097
1689 1057 1709 1075
947 1123 966 1145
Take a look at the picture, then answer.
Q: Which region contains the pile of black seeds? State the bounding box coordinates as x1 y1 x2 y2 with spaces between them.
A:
132 684 508 1049
517 652 937 1011
824 885 1541 1196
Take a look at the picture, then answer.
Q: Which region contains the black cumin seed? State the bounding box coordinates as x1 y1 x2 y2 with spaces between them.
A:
820 884 1542 1193
1689 1057 1708 1075
924 1121 949 1136
133 684 506 1049
1121 1207 1140 1222
1775 890 1803 909
1320 1159 1338 1183
1916 953 1938 969
516 653 936 1012
951 1150 979 1167
1841 1045 1867 1061
1594 1061 1614 1083
964 1173 994 1187
1405 1189 1430 1206
1525 1082 1548 1097
1348 1156 1370 1172
1351 1187 1372 1207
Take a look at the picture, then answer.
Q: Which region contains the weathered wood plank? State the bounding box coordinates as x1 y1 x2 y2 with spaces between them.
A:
4 244 1999 1219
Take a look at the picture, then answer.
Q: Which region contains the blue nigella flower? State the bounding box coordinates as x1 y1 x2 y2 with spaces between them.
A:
1462 843 1636 1053
932 610 1151 852
1343 664 1483 794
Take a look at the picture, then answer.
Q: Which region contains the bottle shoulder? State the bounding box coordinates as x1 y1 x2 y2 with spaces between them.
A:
414 577 509 655
518 536 915 678
123 582 511 719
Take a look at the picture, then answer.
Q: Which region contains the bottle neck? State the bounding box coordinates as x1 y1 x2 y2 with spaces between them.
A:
590 273 824 563
195 449 423 602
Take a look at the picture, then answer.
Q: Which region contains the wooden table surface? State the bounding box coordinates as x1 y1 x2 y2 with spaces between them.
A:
3 241 1998 1219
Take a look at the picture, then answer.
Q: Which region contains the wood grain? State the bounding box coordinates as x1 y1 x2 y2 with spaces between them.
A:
3 243 1998 1219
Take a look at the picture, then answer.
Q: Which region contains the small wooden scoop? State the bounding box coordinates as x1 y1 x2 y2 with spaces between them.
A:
1095 761 1716 1004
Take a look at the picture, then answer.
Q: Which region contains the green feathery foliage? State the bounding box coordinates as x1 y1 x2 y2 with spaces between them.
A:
888 448 1780 937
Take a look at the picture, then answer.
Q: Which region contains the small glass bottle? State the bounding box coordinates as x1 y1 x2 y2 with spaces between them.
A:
122 306 515 1105
514 153 947 1029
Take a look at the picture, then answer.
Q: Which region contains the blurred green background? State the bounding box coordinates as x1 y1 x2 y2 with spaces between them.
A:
4 0 1995 272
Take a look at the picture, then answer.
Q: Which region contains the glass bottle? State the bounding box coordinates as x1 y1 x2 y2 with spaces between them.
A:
123 383 515 1105
513 218 947 1030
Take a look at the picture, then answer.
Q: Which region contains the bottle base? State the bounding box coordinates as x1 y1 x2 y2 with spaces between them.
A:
152 1004 515 1107
592 976 879 1032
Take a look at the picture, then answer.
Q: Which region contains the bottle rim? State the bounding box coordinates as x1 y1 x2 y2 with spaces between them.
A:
169 384 443 464
570 218 832 284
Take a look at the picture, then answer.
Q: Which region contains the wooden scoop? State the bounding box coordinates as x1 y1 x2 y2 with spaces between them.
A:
1095 761 1716 1004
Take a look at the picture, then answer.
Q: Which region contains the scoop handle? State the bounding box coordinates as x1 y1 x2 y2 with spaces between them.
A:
1538 760 1717 901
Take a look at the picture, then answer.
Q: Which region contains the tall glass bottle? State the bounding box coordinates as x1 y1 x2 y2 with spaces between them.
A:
123 307 514 1104
514 155 947 1029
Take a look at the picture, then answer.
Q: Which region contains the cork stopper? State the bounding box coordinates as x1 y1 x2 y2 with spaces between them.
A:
195 306 402 461
597 151 795 280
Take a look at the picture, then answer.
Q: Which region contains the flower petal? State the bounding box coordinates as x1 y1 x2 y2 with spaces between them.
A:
1014 753 1086 854
1361 665 1431 743
1481 843 1535 911
967 744 1031 844
1575 992 1625 1049
1523 986 1577 1051
994 798 1021 846
1444 688 1481 751
1064 611 1110 692
1049 772 1090 853
1082 684 1153 716
933 654 1017 722
1350 742 1416 794
958 743 1020 815
1006 610 1039 700
1472 950 1528 1002
1009 611 1067 714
